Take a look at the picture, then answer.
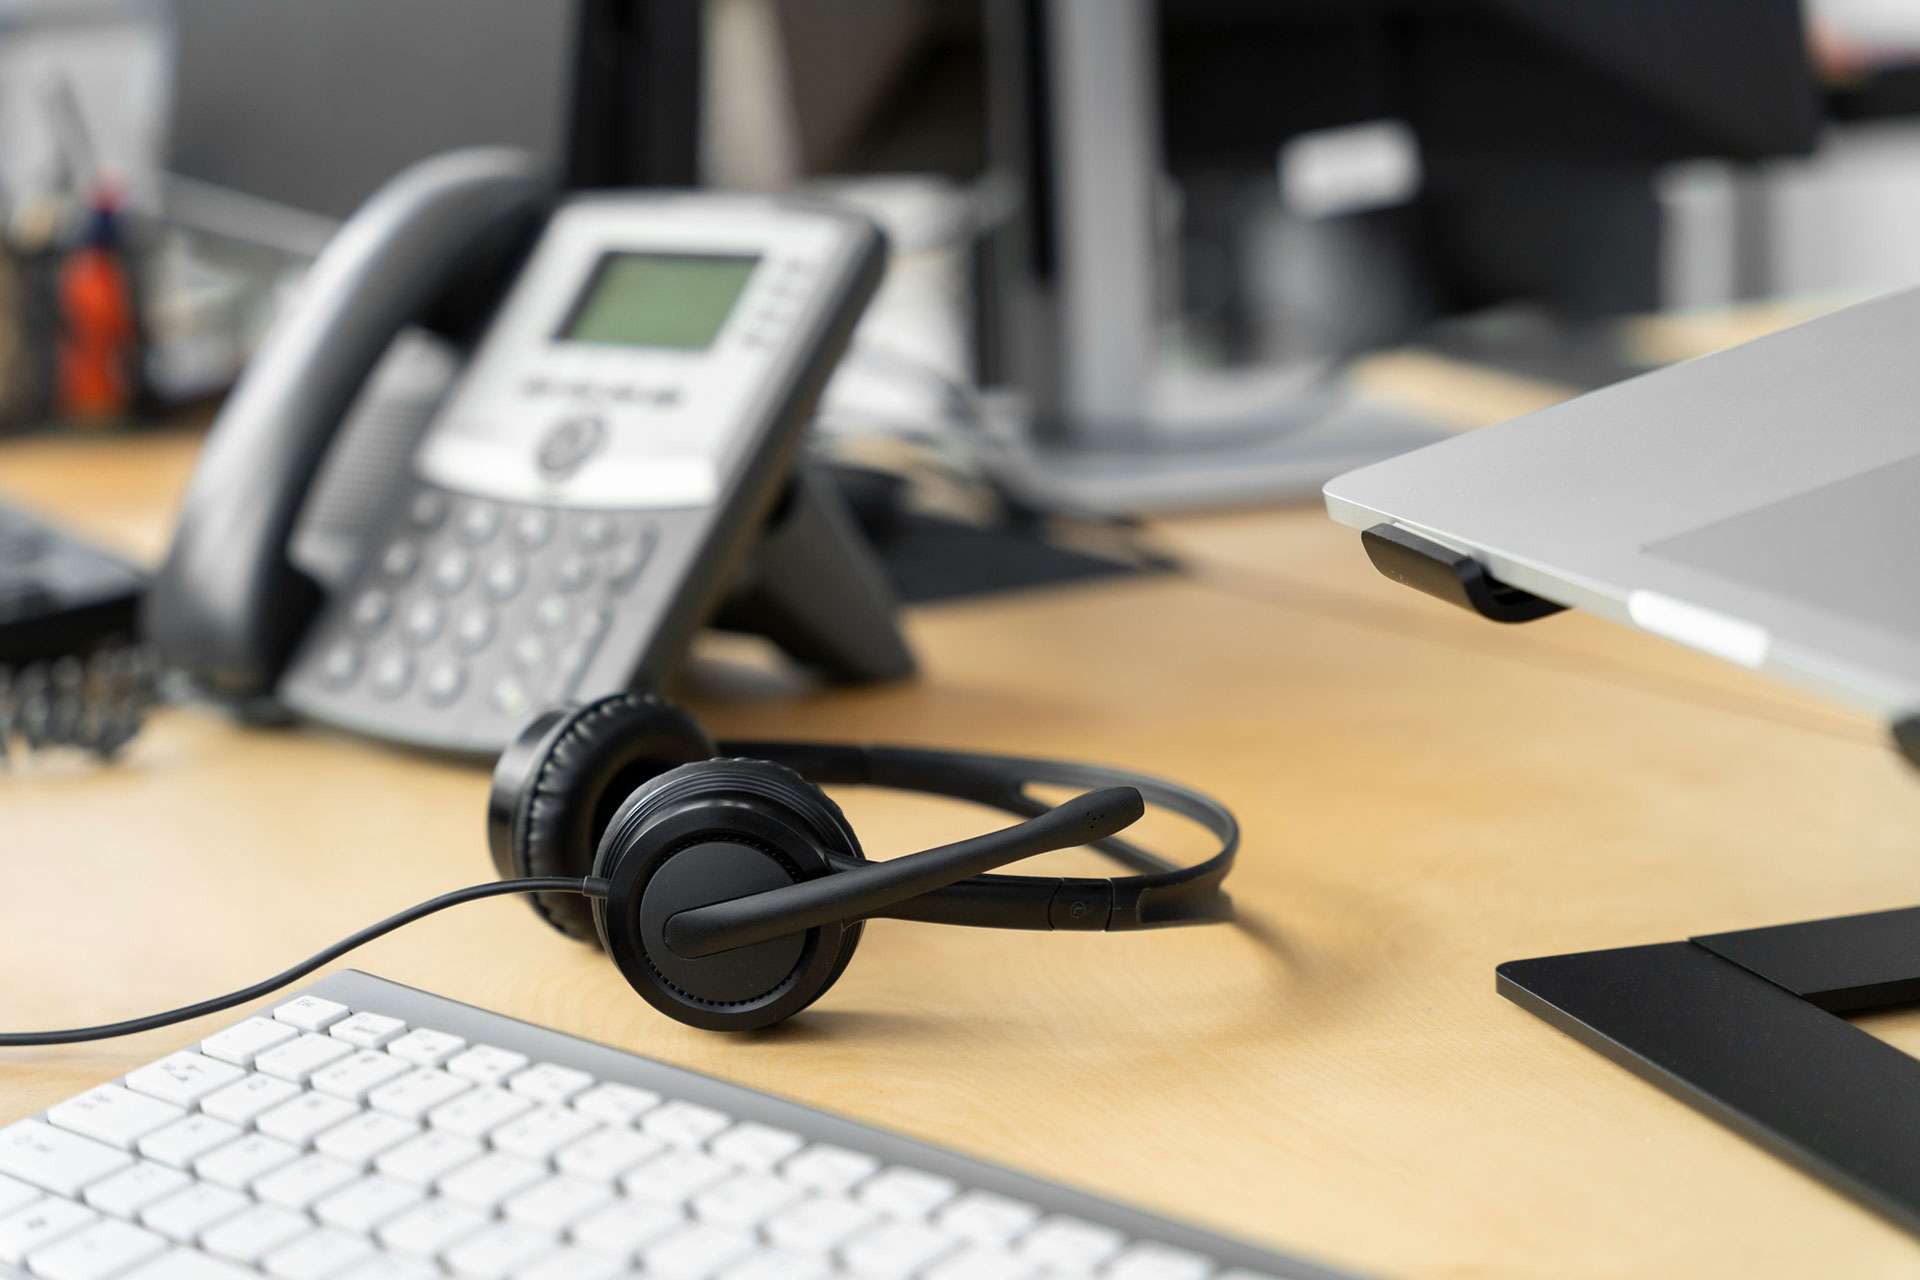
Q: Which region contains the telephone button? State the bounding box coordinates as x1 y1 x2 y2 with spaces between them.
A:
537 415 606 480
573 514 615 550
408 491 448 530
350 590 393 636
380 540 420 580
402 599 446 646
482 557 526 602
430 549 473 596
457 502 502 546
320 643 361 689
511 635 548 672
453 606 495 655
370 651 415 700
555 554 595 592
490 676 531 719
605 532 654 591
423 662 467 708
534 596 570 632
510 510 554 550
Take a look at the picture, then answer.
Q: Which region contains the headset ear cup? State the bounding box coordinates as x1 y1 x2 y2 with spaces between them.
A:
590 758 868 1030
489 693 715 941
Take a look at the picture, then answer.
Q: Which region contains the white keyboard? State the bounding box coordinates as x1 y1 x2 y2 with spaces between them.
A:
0 972 1341 1280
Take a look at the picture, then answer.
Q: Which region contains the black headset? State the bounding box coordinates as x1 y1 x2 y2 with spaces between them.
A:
2 693 1239 1041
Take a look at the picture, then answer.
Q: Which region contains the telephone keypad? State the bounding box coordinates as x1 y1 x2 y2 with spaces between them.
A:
291 485 667 749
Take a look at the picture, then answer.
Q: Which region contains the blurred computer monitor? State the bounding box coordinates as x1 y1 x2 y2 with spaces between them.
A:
164 0 699 253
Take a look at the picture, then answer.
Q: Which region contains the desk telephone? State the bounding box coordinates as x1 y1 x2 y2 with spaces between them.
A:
143 150 913 754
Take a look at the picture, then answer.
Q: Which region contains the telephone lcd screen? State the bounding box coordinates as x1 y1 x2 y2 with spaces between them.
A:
559 253 760 350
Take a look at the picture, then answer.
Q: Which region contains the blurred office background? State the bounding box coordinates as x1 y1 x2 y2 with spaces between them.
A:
5 0 1920 509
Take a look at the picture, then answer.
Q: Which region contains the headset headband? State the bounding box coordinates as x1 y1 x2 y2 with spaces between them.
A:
723 740 1239 933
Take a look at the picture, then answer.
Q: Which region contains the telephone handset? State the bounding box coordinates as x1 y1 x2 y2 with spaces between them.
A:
145 148 912 754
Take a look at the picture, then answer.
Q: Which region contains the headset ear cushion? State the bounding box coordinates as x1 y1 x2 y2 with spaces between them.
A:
497 693 715 941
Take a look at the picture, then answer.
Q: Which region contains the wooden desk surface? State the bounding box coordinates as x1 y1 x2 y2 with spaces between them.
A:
7 374 1920 1277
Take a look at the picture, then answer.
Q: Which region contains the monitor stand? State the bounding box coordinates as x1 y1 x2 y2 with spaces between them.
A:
977 389 1444 514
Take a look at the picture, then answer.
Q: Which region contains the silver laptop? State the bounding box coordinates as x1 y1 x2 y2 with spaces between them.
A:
1324 286 1920 735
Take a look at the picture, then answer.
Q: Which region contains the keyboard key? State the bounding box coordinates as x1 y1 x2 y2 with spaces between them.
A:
311 1049 411 1101
764 1195 877 1253
376 1199 488 1258
642 1223 757 1279
312 1175 423 1234
569 1197 683 1257
384 1028 464 1068
570 1081 659 1127
199 1073 301 1125
641 1100 731 1148
123 1053 245 1107
200 1202 309 1263
858 1165 958 1219
252 1153 358 1210
840 1218 960 1278
436 1151 543 1210
444 1045 527 1086
136 1116 241 1170
262 1227 375 1280
710 1122 802 1172
0 1121 132 1196
193 1133 299 1189
692 1171 803 1230
367 1067 469 1120
507 1062 594 1105
782 1143 879 1195
257 1092 360 1145
48 1087 184 1151
1017 1216 1125 1270
255 1033 355 1082
330 1013 406 1049
427 1085 531 1138
0 1196 97 1264
334 1258 438 1280
201 1017 298 1066
621 1149 730 1204
501 1173 610 1229
936 1190 1040 1244
25 1216 165 1279
718 1251 835 1280
274 996 351 1032
442 1221 555 1279
314 1112 419 1168
374 1131 480 1186
923 1246 1038 1280
138 1182 248 1243
1106 1242 1216 1279
519 1246 629 1280
81 1162 188 1219
491 1105 598 1162
554 1127 660 1182
121 1248 255 1279
0 1173 36 1218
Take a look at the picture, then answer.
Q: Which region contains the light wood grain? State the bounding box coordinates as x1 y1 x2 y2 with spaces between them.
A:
6 377 1920 1277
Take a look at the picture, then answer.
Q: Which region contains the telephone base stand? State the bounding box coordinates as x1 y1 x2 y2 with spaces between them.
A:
712 466 916 683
